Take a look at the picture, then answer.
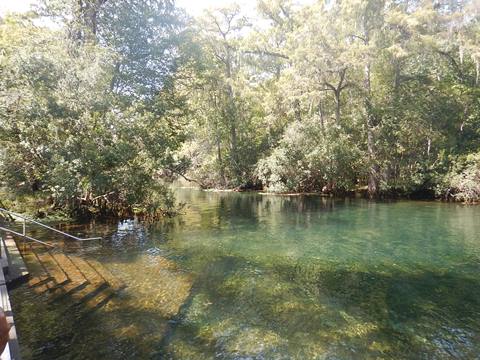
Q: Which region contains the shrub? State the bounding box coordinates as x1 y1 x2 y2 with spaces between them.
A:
440 152 480 203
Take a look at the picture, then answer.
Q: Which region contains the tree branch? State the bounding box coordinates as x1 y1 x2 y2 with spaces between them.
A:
242 49 289 60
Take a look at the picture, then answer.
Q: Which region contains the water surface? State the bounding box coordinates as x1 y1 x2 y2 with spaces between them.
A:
11 189 480 359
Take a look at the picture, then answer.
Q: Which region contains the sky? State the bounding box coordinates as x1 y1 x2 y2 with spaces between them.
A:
177 0 257 16
0 0 35 15
0 0 263 17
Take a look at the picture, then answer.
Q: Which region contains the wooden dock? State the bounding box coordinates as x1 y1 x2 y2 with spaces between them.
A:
0 234 27 360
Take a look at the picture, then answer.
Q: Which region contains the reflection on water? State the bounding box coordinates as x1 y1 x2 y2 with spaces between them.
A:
10 189 480 359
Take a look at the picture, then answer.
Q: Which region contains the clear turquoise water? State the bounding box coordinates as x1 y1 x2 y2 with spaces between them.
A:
11 189 480 359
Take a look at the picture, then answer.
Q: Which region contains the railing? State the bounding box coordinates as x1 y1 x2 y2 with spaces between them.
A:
0 208 101 248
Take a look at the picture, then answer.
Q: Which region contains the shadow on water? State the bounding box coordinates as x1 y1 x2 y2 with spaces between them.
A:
152 253 480 359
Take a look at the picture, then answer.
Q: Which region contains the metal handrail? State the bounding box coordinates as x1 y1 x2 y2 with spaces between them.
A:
0 226 56 248
0 208 101 246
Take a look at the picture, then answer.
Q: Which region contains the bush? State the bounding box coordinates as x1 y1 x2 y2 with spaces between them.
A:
256 119 363 193
440 152 480 203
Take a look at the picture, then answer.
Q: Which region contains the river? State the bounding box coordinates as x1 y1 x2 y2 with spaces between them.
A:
10 188 480 359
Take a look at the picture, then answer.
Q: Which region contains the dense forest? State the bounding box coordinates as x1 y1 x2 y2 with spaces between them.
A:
1 0 479 219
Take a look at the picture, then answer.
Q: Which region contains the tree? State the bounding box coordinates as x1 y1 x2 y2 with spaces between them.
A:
0 1 189 218
2 0 480 209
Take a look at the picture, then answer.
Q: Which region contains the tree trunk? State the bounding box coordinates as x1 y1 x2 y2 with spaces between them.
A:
212 100 226 186
227 96 239 174
361 11 378 198
216 134 226 186
225 51 240 181
293 99 301 122
77 0 103 42
476 60 479 87
393 59 401 95
365 55 377 198
334 90 341 123
318 100 325 129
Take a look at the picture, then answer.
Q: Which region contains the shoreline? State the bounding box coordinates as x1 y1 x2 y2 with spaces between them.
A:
193 187 479 204
3 188 475 224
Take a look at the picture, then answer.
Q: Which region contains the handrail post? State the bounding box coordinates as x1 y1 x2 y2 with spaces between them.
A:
22 218 26 236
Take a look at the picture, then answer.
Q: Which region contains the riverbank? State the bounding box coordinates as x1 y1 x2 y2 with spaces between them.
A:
197 186 458 202
1 182 476 225
0 191 72 222
0 186 183 222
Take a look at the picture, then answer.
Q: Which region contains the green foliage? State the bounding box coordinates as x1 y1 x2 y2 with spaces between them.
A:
181 0 480 200
256 120 363 193
0 2 187 219
439 152 480 203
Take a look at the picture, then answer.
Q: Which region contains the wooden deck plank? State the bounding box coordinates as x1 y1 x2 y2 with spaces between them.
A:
0 237 22 360
3 236 29 287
